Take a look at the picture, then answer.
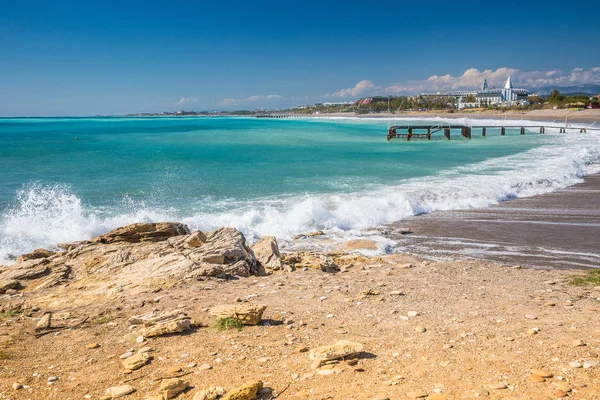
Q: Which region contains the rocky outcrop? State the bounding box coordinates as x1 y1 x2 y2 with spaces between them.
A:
251 236 283 271
91 222 190 244
209 304 266 325
16 248 58 263
0 223 260 301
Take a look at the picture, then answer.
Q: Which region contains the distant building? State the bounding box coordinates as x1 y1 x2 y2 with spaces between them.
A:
454 77 530 109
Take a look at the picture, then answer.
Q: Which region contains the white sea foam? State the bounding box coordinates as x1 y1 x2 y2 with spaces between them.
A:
1 130 599 264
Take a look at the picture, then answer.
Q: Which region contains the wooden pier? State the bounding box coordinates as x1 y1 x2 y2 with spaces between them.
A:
255 114 302 119
387 124 598 141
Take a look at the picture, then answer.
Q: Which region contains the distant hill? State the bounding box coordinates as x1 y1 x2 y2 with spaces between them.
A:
532 84 600 96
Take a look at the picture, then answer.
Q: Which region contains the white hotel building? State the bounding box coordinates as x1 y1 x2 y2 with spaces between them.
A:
454 77 530 109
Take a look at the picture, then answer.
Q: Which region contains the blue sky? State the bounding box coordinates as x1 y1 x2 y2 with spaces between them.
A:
1 0 599 116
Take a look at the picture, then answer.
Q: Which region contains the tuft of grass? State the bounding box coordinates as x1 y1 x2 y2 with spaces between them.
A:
570 269 600 286
91 315 117 325
0 308 21 320
211 317 244 331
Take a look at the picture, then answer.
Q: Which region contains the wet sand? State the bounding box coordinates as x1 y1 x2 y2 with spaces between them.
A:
392 174 600 269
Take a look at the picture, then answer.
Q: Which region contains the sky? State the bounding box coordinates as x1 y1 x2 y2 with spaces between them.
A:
1 0 599 116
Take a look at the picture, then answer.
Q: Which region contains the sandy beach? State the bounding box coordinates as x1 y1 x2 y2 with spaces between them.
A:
311 109 600 124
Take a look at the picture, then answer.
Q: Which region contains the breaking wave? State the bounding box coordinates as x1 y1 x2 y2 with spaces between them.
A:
1 131 599 264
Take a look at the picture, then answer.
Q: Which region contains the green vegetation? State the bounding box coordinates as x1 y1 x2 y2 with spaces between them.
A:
0 308 21 320
90 314 117 325
211 317 244 331
570 269 600 286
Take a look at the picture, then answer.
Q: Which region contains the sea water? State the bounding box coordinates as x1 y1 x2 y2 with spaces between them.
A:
1 116 599 263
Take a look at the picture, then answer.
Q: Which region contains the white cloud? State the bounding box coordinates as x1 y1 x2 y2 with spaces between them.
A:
324 67 600 98
175 96 199 106
218 94 282 107
326 80 377 98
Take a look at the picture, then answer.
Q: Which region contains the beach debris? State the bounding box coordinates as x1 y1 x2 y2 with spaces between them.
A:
209 304 266 326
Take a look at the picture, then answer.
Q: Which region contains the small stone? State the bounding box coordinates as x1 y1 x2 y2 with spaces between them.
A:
554 390 567 398
187 362 197 368
569 361 582 368
572 339 585 347
48 376 58 382
12 383 22 390
488 383 507 390
553 382 571 392
297 346 309 353
583 360 598 368
531 369 552 378
407 311 419 317
105 384 136 398
317 369 335 375
525 314 537 320
159 378 188 399
527 328 540 335
545 302 556 307
529 374 545 383
406 390 427 398
138 346 153 353
136 335 145 343
168 366 183 374
122 353 151 370
198 363 212 370
120 352 134 359
222 379 262 400
414 326 426 333
36 313 52 330
326 314 334 318
257 357 270 364
193 386 226 400
87 343 101 349
473 388 489 397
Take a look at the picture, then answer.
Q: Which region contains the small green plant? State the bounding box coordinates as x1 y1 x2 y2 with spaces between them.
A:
91 315 116 325
0 308 21 320
211 317 244 331
570 269 600 286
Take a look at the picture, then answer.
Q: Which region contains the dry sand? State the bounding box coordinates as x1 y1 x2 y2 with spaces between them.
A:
1 253 599 399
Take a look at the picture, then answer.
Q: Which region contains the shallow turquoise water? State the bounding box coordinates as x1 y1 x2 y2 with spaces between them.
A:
1 116 598 262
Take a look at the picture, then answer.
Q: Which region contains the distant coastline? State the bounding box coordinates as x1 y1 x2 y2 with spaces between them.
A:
121 109 600 123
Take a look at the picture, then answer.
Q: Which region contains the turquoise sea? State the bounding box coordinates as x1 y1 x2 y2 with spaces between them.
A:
1 116 599 263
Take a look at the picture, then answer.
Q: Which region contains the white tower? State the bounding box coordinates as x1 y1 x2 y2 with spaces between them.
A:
482 79 489 91
504 76 514 89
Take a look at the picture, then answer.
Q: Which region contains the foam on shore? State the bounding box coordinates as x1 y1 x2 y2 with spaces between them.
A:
1 127 598 265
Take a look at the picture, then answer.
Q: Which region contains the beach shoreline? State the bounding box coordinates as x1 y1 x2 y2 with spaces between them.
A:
307 109 600 123
388 174 600 270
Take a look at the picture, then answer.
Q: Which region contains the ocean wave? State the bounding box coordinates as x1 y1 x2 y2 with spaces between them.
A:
1 132 598 264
